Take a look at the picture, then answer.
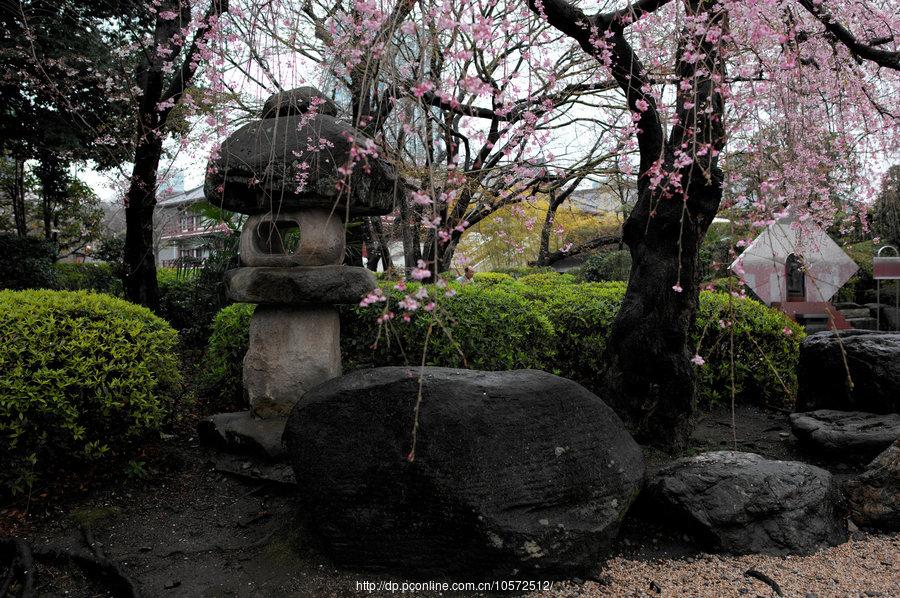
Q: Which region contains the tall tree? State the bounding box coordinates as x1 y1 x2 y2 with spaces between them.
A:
543 0 896 449
0 0 133 249
123 0 228 308
528 0 728 449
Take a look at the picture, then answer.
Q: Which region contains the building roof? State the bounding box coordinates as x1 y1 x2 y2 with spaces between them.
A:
158 184 206 208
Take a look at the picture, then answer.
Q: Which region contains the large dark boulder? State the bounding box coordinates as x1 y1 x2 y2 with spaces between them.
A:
846 440 900 531
646 452 847 555
790 410 900 461
283 367 645 577
797 330 900 414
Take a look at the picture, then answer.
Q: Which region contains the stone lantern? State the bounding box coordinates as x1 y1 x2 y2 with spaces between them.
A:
199 87 397 458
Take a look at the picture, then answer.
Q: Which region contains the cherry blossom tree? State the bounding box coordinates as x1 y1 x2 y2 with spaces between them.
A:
526 0 898 448
217 0 897 448
225 0 631 273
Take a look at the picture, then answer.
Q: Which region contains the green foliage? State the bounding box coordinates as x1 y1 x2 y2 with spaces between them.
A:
834 241 898 304
518 271 578 287
472 272 514 285
201 282 556 409
698 222 739 282
199 302 254 408
489 265 554 278
873 165 900 249
0 234 57 290
695 292 805 407
94 236 127 281
579 250 632 282
529 282 626 385
54 262 123 296
0 290 181 495
348 282 556 372
156 234 239 348
202 280 802 412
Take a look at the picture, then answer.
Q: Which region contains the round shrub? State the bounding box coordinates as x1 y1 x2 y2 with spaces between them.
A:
522 282 626 384
0 290 181 495
695 292 804 408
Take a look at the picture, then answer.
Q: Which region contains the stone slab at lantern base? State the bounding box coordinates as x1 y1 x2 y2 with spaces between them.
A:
245 305 341 418
226 266 376 305
198 411 287 460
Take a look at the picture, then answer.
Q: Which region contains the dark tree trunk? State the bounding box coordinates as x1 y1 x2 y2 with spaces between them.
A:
35 155 68 248
530 0 727 451
399 197 422 273
11 157 27 237
344 220 365 266
537 206 557 266
124 139 162 309
603 171 722 449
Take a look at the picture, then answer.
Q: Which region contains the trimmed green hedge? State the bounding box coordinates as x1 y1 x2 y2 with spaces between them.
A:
200 281 556 405
200 276 804 411
0 290 181 495
54 262 123 296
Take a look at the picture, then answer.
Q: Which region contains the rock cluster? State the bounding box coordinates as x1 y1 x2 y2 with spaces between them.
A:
283 367 646 577
846 440 900 531
789 409 900 461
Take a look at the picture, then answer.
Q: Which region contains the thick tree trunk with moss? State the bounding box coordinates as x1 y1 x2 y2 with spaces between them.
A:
604 171 722 449
530 0 727 450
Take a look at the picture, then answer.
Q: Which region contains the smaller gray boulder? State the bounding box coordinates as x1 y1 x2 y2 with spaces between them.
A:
846 440 900 531
198 411 286 460
790 410 900 461
646 451 847 555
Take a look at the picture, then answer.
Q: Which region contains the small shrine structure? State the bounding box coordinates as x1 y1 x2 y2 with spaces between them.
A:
731 214 858 331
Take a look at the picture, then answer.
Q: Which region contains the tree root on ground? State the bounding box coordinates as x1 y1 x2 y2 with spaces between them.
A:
0 526 140 598
745 568 784 596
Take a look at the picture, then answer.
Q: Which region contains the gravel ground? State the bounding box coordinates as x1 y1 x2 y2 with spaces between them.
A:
531 534 900 598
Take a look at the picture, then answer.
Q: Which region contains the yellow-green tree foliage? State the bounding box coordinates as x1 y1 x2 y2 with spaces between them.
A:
454 198 621 270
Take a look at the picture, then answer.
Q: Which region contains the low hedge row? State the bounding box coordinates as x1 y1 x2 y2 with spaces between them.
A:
201 281 557 405
0 290 181 495
201 274 804 410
